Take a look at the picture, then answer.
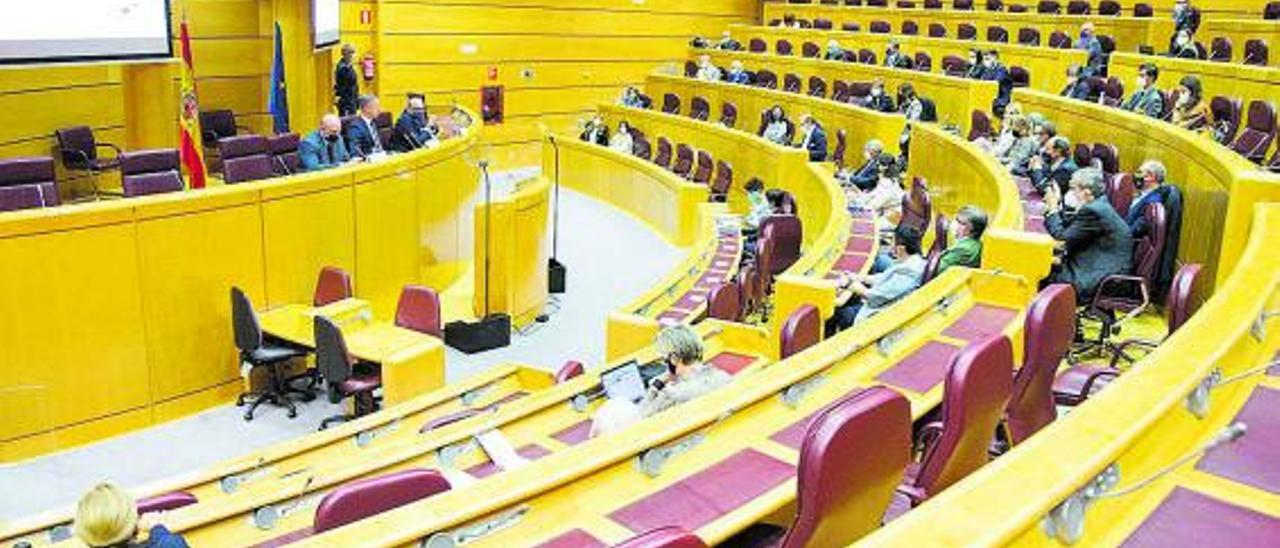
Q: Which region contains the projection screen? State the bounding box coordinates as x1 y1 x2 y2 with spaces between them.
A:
313 0 340 50
0 1 173 65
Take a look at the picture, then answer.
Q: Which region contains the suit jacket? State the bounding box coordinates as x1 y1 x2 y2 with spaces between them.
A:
718 38 741 51
334 60 359 115
725 70 751 85
1124 87 1164 119
885 51 910 69
864 93 895 113
1075 36 1105 76
844 158 880 191
1031 158 1079 195
345 116 383 157
393 110 437 152
983 65 1013 110
1046 197 1133 298
802 125 828 161
1062 79 1092 100
1127 184 1183 296
299 130 351 172
918 97 938 122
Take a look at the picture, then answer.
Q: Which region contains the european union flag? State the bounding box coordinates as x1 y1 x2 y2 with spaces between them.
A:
269 22 290 134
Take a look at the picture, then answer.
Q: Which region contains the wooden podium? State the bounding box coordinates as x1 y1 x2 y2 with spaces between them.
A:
473 176 552 327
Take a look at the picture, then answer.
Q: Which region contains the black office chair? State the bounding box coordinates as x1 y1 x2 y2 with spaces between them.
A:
231 287 311 421
315 316 383 430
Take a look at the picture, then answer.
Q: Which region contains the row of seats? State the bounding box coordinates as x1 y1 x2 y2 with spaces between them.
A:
614 123 736 201
787 0 1280 20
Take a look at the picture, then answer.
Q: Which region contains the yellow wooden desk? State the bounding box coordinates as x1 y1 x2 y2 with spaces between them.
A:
257 299 445 407
1108 52 1280 115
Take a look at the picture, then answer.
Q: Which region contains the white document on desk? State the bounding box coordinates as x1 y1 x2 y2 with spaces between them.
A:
475 429 530 472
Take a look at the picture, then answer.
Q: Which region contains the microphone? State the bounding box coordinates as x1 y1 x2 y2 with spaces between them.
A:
1097 422 1247 500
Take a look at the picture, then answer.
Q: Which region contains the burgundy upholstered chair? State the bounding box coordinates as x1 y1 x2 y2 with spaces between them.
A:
858 49 877 65
1004 284 1075 446
1018 27 1041 46
832 130 848 169
1055 264 1203 406
689 96 710 121
268 133 301 176
1211 96 1244 145
0 157 59 211
199 109 248 151
1209 37 1233 62
1090 143 1120 175
313 469 451 533
958 23 977 40
925 0 943 7
928 23 947 38
314 266 354 306
1072 143 1093 170
954 0 974 8
1037 0 1061 13
749 38 767 53
55 125 121 174
218 135 274 184
986 0 1004 9
1098 0 1121 15
120 149 184 198
136 492 198 515
870 21 891 34
1231 100 1278 163
720 102 738 128
813 18 833 30
755 70 778 89
555 360 585 383
987 26 1010 43
780 304 821 359
808 76 827 98
942 55 969 77
898 177 932 234
315 315 382 429
968 110 992 142
710 160 733 202
889 335 1013 517
847 81 872 101
1133 3 1153 16
683 60 698 79
726 387 913 547
692 151 714 184
784 73 802 93
902 20 920 36
395 285 442 338
653 137 673 168
914 52 932 71
1075 203 1168 359
672 144 695 178
1243 39 1270 66
1048 30 1072 48
662 93 681 115
707 282 743 322
0 183 58 212
776 40 794 56
1100 77 1124 107
759 215 804 275
632 135 653 160
1009 66 1030 88
1008 4 1029 12
1106 173 1135 219
802 42 820 58
614 527 708 548
842 23 862 32
1066 0 1088 14
754 235 776 294
780 191 798 216
1267 2 1280 20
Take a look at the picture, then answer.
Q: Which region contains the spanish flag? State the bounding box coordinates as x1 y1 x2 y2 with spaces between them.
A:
178 17 208 189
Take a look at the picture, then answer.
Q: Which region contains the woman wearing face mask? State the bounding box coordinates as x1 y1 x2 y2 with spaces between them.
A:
965 49 985 79
761 105 793 145
850 153 905 227
863 79 895 113
1170 76 1210 132
609 121 634 154
997 116 1039 171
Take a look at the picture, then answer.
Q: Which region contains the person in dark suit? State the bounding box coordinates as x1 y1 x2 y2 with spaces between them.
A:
345 94 386 158
334 44 360 117
300 114 357 172
725 61 752 85
1074 23 1105 77
1169 30 1200 58
862 79 895 113
1061 64 1093 100
716 30 741 51
884 40 910 69
1043 168 1133 298
1123 63 1164 119
798 115 828 162
392 93 438 151
964 49 985 79
1029 136 1079 195
1170 0 1200 50
1127 160 1183 297
838 139 885 191
981 50 1013 117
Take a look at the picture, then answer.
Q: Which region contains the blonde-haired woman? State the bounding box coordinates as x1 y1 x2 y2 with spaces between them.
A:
74 483 188 548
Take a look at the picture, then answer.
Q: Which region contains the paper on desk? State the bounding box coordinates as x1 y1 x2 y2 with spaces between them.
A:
475 429 530 471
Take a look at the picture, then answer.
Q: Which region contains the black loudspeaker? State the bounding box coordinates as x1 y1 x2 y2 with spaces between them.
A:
444 314 511 354
548 258 566 294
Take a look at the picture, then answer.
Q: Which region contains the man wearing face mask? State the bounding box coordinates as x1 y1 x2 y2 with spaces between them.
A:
839 139 885 191
1061 65 1093 100
1029 136 1079 196
981 49 1013 117
1169 30 1200 58
392 93 439 152
1043 168 1132 299
798 115 828 162
1075 23 1105 77
827 225 926 332
300 114 360 172
863 79 896 113
937 205 987 275
1127 160 1183 297
884 40 910 69
1123 63 1164 119
965 49 985 79
1170 0 1200 52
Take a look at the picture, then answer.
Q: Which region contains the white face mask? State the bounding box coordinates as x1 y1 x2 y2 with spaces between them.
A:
1137 77 1148 88
1177 93 1193 107
872 88 883 96
1064 189 1083 209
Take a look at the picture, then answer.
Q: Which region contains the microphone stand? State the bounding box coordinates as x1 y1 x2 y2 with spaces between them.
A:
547 134 567 294
480 159 493 318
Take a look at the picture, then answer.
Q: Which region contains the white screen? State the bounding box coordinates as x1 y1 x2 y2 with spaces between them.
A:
312 0 340 50
0 1 172 65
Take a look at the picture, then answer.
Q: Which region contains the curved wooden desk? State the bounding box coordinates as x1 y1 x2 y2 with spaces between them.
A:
0 112 481 462
1108 52 1280 113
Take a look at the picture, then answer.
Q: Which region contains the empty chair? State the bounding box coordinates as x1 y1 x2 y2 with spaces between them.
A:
1004 285 1075 446
1048 30 1072 48
1210 96 1244 145
373 111 394 151
914 52 932 71
1100 77 1124 107
692 151 713 184
902 20 920 35
314 266 354 306
858 49 877 64
802 42 820 58
683 60 697 78
832 130 848 168
784 73 802 93
925 0 943 7
1009 66 1030 88
55 125 121 175
689 96 710 121
759 215 804 275
632 135 653 160
1008 3 1028 11
230 287 309 421
555 360 585 383
780 305 821 359
720 102 738 128
0 157 59 211
1231 101 1278 163
847 81 873 100
199 109 248 152
315 315 382 429
889 335 1013 519
1106 173 1135 219
1073 143 1092 169
0 182 59 212
1098 0 1121 15
1037 0 1060 13
725 388 912 547
710 160 733 202
1066 0 1088 13
942 55 969 77
986 0 1003 9
755 70 778 89
654 137 673 168
842 23 862 32
119 149 184 198
777 40 794 56
267 133 301 176
871 21 891 34
968 110 992 142
813 18 833 30
954 0 975 8
899 177 932 234
958 23 977 40
1267 2 1280 20
832 80 850 102
808 76 827 98
218 135 274 184
749 38 767 53
1244 39 1270 66
1018 27 1041 46
707 282 743 322
662 93 680 115
1076 202 1169 359
928 23 947 38
615 527 708 548
313 469 451 533
1091 143 1120 175
896 0 914 6
395 285 442 338
1133 3 1152 17
1210 37 1233 62
672 144 695 178
987 26 1009 43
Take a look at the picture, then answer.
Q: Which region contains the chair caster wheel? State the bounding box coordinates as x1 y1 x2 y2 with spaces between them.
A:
287 409 297 419
243 412 253 421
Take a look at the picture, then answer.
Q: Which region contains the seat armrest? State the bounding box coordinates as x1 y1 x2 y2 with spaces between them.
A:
1109 338 1161 367
914 420 944 460
95 142 123 158
60 147 91 166
895 483 928 507
1079 368 1121 397
1091 275 1150 314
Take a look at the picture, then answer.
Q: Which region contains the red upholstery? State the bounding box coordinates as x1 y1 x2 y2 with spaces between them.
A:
1048 30 1071 48
776 40 793 56
55 125 120 172
661 93 680 115
0 156 55 188
905 335 1013 504
1133 3 1153 16
683 61 697 79
813 18 833 30
832 129 848 168
1210 37 1233 62
987 26 1009 43
1107 173 1135 219
1006 285 1076 445
899 177 932 234
1166 264 1202 332
755 70 778 89
807 76 826 98
968 110 992 142
958 23 977 40
720 102 738 128
219 135 274 184
313 469 451 533
1073 143 1093 170
136 491 198 514
1098 0 1120 15
858 49 876 64
1066 0 1088 14
268 133 302 176
120 148 184 198
759 215 803 275
1211 96 1243 145
780 305 821 359
783 73 802 93
739 264 762 317
928 23 947 38
314 266 354 306
930 215 949 256
1009 66 1030 88
672 144 694 178
707 282 743 322
870 21 891 34
748 38 766 53
555 360 585 383
1231 100 1277 163
653 137 672 168
1101 78 1124 107
902 20 919 35
1037 0 1060 14
692 151 713 184
689 96 710 121
914 51 932 71
801 42 820 58
954 0 974 8
394 285 442 338
613 527 708 548
1267 2 1280 20
1244 39 1270 66
0 183 58 212
1018 27 1041 46
710 160 732 202
1091 143 1119 175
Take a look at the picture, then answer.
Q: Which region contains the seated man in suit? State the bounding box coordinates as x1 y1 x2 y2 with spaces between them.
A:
1074 23 1105 77
837 139 885 191
345 94 386 158
694 55 722 81
1029 136 1079 195
1128 160 1183 295
797 115 828 162
724 60 751 85
862 79 896 113
1043 168 1133 299
827 225 926 333
981 49 1013 117
1061 64 1093 100
1169 30 1199 58
716 30 741 51
937 205 987 275
392 93 439 152
1122 63 1164 119
300 114 359 172
884 40 911 69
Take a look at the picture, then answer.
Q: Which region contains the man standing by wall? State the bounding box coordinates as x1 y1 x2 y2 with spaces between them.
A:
335 44 360 116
